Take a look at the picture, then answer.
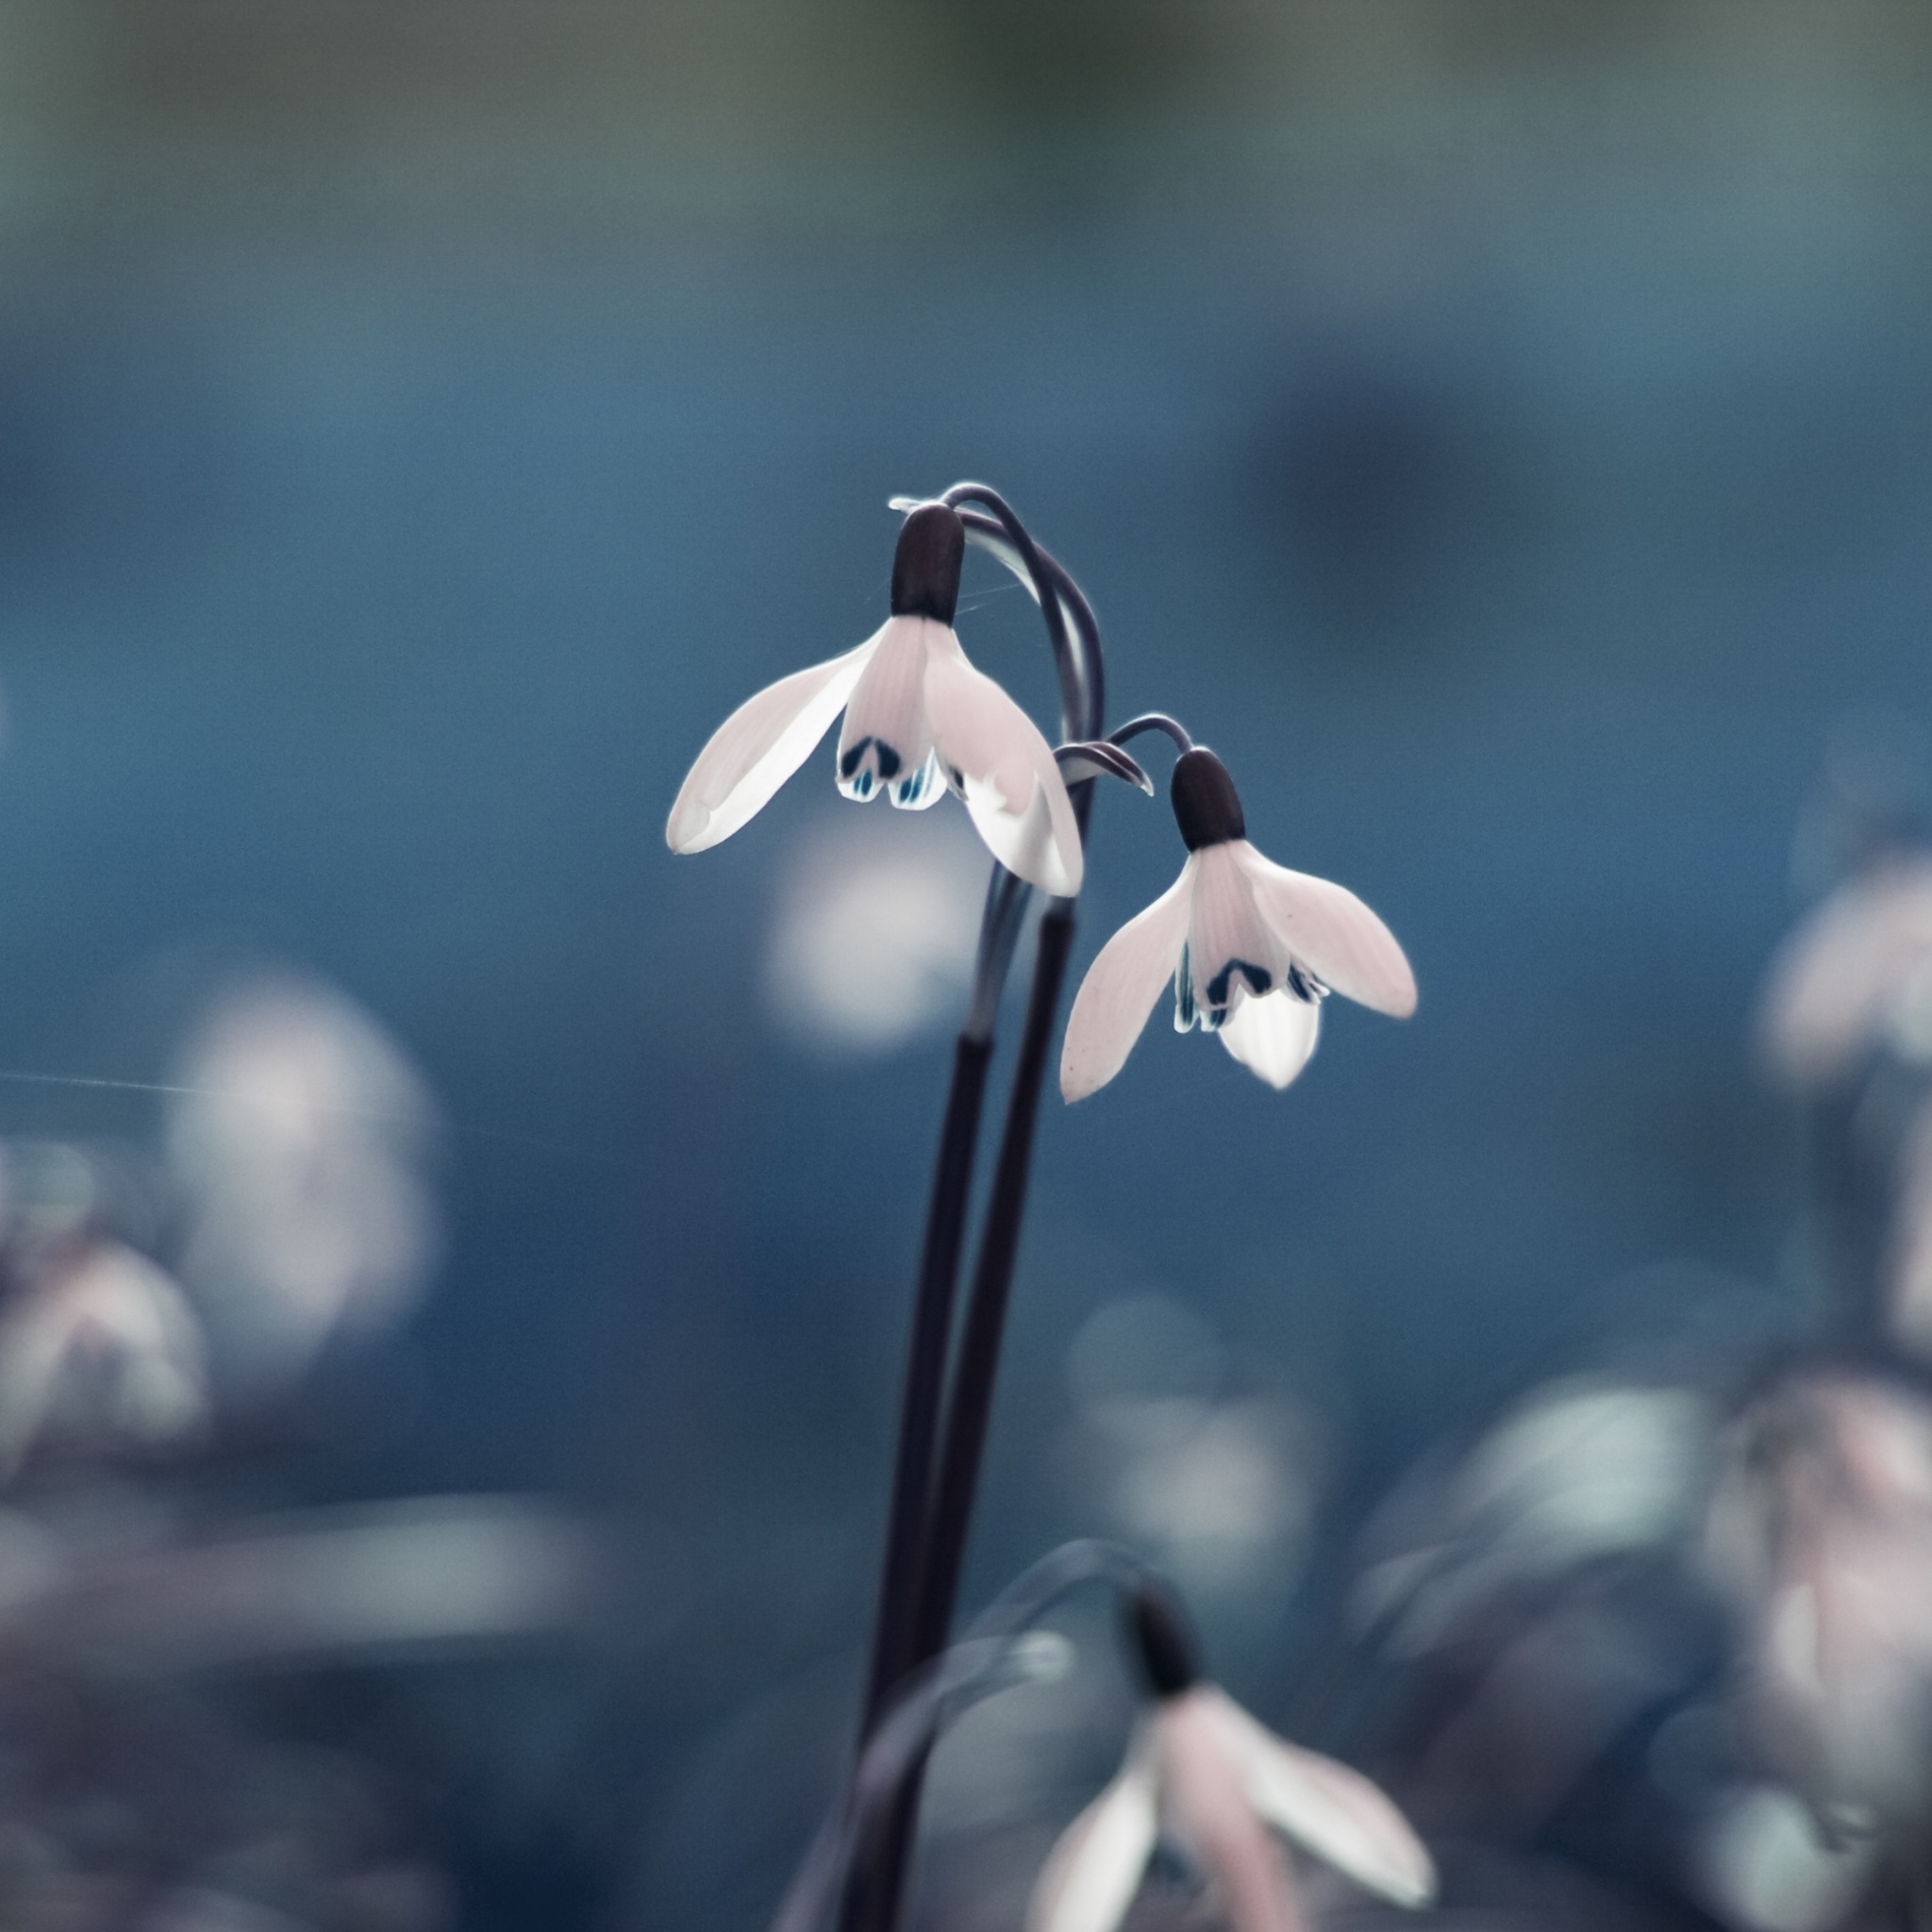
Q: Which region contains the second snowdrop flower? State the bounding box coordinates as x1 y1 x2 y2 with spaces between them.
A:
1061 747 1414 1099
666 503 1084 896
1028 1585 1435 1932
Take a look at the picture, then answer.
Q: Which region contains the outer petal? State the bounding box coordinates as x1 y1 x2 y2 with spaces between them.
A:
666 634 878 853
1758 858 1932 1084
1159 1693 1307 1932
923 628 1084 896
838 616 939 806
1060 866 1194 1102
1218 989 1322 1090
1203 1689 1436 1908
1186 844 1278 1023
1235 844 1417 1019
1026 1726 1160 1932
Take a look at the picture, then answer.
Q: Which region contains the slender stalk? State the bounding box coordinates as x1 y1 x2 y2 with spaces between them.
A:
845 904 1081 1932
856 1030 991 1733
911 904 1079 1664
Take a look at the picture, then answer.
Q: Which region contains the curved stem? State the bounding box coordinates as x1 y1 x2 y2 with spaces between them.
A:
777 1631 1071 1932
781 1542 1155 1932
943 485 1104 742
1109 711 1194 755
958 1536 1154 1643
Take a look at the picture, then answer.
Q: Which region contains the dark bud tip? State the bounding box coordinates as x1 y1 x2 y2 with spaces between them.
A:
890 503 966 625
1127 1581 1202 1699
1170 748 1246 851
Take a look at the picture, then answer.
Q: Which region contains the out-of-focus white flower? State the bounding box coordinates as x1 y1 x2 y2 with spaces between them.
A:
1759 857 1932 1084
166 976 440 1388
0 1238 206 1474
666 503 1083 896
1353 1376 1712 1669
1061 748 1414 1100
1029 1588 1434 1932
764 815 988 1053
1062 1294 1319 1598
1704 1372 1932 1825
1693 1782 1875 1932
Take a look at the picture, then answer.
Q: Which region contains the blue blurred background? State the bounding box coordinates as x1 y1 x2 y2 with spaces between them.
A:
0 6 1928 1927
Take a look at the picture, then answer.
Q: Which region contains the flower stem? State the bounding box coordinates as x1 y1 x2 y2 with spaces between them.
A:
841 901 1079 1932
855 1029 992 1737
913 902 1078 1663
856 861 1027 1737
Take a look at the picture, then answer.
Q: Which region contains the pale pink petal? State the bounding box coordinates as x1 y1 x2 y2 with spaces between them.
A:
1060 866 1194 1101
838 617 940 807
923 627 1084 896
1186 844 1278 1022
1160 1693 1307 1932
1217 989 1322 1090
1235 844 1417 1019
1204 1689 1436 1907
1759 858 1932 1084
666 634 878 853
1026 1727 1161 1932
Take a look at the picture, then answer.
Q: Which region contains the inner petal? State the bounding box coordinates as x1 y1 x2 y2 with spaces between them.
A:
890 746 944 810
1174 942 1198 1032
836 617 934 804
1186 845 1279 1025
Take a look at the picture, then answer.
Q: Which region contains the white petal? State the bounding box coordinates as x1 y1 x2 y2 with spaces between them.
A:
1235 844 1417 1019
1186 844 1279 1023
923 627 1084 896
1758 858 1932 1083
1218 989 1322 1090
666 634 878 852
1026 1727 1160 1932
1059 865 1193 1101
838 616 936 806
1159 1693 1307 1932
1204 1689 1436 1908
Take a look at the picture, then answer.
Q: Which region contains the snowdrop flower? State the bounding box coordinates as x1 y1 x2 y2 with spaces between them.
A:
1061 746 1414 1099
167 976 441 1390
0 1238 207 1474
1029 1585 1435 1932
1758 856 1932 1083
666 503 1084 895
1705 1371 1932 1825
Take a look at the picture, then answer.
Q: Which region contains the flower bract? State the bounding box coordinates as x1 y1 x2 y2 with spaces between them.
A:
666 503 1084 896
1060 748 1414 1099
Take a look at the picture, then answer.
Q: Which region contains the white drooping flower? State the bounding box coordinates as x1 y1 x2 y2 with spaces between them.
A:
167 976 441 1389
1704 1371 1932 1827
0 1238 207 1474
1030 1587 1435 1932
1060 748 1415 1100
1758 855 1932 1083
666 503 1084 896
